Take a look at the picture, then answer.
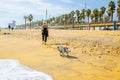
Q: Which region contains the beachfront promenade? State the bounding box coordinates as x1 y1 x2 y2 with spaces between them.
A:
52 21 120 30
75 21 120 27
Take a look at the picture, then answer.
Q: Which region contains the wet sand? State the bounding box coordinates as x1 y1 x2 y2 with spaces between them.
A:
0 29 120 80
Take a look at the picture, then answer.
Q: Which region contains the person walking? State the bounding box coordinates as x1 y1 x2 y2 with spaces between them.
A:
8 25 11 31
41 23 49 44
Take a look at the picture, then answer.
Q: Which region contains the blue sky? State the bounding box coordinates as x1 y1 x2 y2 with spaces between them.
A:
0 0 118 27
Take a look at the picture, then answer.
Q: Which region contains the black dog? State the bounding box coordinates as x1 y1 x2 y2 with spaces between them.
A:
57 46 71 57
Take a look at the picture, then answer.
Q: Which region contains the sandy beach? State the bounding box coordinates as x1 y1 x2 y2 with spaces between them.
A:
0 29 120 80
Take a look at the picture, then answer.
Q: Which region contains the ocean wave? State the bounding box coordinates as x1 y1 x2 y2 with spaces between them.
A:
0 59 53 80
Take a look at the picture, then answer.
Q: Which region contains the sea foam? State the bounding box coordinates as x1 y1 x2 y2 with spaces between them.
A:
0 59 53 80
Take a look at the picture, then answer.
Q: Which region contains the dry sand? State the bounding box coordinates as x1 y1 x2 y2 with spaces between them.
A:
0 29 120 80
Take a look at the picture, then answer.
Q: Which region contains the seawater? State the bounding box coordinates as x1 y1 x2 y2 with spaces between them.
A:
0 59 53 80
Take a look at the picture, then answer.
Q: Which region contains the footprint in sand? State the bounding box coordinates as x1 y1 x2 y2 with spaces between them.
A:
98 56 101 58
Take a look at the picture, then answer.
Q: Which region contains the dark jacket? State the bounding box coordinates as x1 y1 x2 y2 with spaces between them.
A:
42 25 48 37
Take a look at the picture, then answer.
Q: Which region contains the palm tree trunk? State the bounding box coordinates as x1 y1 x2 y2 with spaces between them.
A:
95 17 97 22
77 18 79 23
25 20 26 29
30 21 31 29
88 17 89 23
111 12 113 21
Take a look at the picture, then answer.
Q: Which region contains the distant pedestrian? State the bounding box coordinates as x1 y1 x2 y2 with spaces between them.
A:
8 25 11 31
41 23 49 44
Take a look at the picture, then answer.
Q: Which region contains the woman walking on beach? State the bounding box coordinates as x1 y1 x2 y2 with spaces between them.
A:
41 23 49 44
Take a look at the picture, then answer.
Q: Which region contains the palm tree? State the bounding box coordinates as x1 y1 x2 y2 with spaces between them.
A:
52 17 55 24
106 10 111 21
28 14 33 29
108 1 116 21
117 7 120 21
61 14 65 25
48 18 52 25
75 10 80 23
117 0 120 21
78 13 83 23
24 16 28 29
70 11 75 17
64 14 69 25
69 11 75 24
86 9 91 23
81 9 86 21
56 16 61 25
93 9 99 22
48 17 55 26
118 0 120 7
46 19 50 25
93 9 99 30
100 6 106 18
90 14 94 22
98 11 103 22
59 15 63 25
104 15 110 22
36 20 43 26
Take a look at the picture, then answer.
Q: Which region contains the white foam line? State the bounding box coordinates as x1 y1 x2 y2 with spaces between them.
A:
0 59 53 80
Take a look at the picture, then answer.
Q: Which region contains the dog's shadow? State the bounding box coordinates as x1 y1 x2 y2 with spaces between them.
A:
65 55 78 59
